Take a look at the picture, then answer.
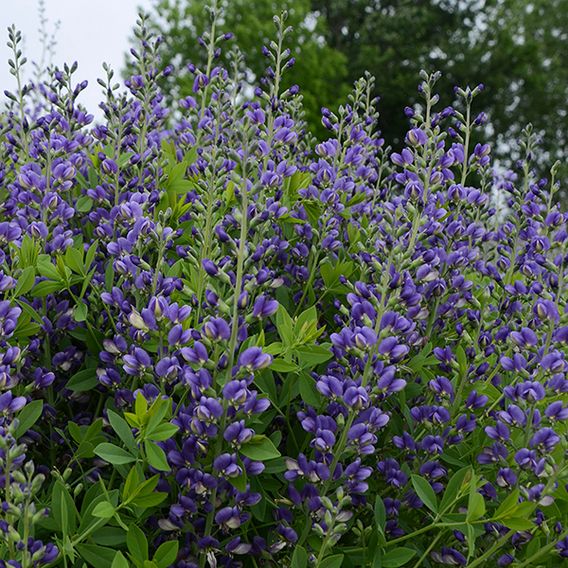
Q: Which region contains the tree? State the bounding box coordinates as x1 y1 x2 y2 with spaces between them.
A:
143 0 349 135
139 0 568 182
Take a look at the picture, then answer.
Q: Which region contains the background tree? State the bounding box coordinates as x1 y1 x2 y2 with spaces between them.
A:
140 0 568 185
144 0 349 136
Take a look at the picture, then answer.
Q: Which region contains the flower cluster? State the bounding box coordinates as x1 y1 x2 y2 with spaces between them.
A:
0 4 566 568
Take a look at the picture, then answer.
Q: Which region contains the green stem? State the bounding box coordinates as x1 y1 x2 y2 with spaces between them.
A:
299 257 394 548
515 530 567 568
70 517 108 547
151 242 164 296
315 524 334 565
200 146 249 567
194 179 216 326
293 248 320 316
4 452 15 559
384 522 448 547
411 530 443 568
451 363 469 415
465 530 514 568
460 101 471 186
199 0 218 119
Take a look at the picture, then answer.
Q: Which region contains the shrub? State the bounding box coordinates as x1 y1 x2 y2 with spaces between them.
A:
0 6 566 568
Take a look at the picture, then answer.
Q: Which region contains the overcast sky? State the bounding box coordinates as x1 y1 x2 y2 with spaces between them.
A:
0 0 153 115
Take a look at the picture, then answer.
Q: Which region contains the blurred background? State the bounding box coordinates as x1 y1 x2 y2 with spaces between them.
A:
1 0 567 192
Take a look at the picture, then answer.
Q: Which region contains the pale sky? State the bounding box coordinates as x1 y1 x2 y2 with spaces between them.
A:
0 0 154 116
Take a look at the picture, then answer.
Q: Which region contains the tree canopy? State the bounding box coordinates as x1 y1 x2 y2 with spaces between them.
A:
140 0 568 178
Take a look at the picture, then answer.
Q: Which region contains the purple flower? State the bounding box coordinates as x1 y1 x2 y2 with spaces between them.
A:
203 318 231 341
167 324 191 346
530 427 560 453
545 401 568 421
195 397 223 422
0 391 26 414
353 327 377 350
431 548 467 566
123 348 152 375
556 535 568 558
238 347 272 371
344 386 369 409
406 128 428 146
202 259 219 276
252 296 279 318
213 453 242 478
0 301 21 337
180 342 209 365
224 420 254 446
215 506 245 529
510 327 538 347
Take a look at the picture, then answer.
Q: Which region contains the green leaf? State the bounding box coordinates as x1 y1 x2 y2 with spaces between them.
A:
76 196 94 212
466 523 476 560
37 256 62 280
136 474 161 496
153 541 179 568
14 266 36 296
111 552 129 568
105 262 115 290
291 545 308 568
93 527 127 547
77 544 116 568
52 479 78 534
130 491 167 509
67 368 99 392
92 501 116 519
270 358 300 372
31 279 64 297
295 305 317 331
122 466 141 501
382 547 417 567
85 240 98 270
135 392 148 420
228 470 247 493
146 422 179 442
494 489 520 519
240 435 281 461
94 443 136 465
298 372 322 408
78 487 119 535
65 246 85 275
467 483 486 522
14 400 43 438
13 320 41 338
297 344 332 368
411 475 438 513
127 525 148 562
18 235 39 268
440 467 471 512
263 343 282 356
144 440 170 471
320 260 353 292
374 496 386 536
275 305 294 345
123 472 161 507
146 397 171 434
319 554 344 568
107 409 138 454
455 345 467 375
502 517 534 530
73 302 88 322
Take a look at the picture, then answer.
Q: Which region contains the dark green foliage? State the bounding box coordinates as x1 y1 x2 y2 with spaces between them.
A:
140 0 568 188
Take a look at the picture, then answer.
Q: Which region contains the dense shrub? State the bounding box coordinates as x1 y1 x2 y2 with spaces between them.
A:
0 7 567 568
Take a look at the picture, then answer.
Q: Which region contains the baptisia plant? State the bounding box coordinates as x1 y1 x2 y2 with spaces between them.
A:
0 2 566 567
